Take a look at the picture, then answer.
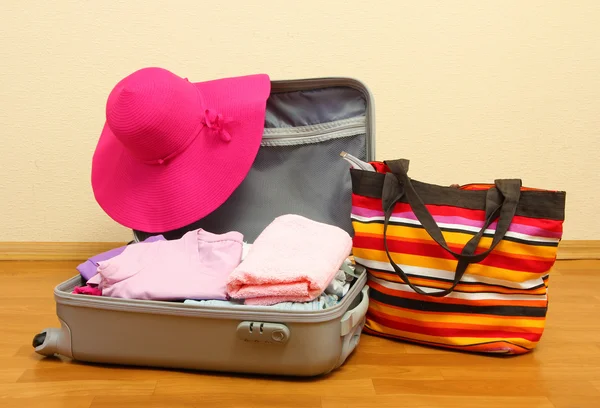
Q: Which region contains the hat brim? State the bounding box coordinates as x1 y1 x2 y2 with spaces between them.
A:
91 74 271 233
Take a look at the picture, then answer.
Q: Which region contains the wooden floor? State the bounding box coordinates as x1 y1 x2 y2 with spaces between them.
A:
0 260 598 408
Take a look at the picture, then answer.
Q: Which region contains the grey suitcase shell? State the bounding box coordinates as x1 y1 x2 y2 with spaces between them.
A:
35 272 368 377
33 77 375 376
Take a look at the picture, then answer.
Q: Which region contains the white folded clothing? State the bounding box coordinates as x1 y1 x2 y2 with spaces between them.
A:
184 293 340 311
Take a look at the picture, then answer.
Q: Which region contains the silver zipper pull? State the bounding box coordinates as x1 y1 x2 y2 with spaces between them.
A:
340 151 375 171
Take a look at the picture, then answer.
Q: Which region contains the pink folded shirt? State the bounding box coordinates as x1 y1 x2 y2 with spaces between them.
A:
226 214 352 305
87 229 243 301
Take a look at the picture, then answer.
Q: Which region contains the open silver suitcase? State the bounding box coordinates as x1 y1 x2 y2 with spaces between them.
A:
33 77 376 377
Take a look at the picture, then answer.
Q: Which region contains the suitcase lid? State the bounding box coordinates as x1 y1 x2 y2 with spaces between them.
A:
133 77 375 242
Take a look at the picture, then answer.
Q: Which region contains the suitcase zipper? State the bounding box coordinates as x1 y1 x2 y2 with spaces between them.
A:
261 117 366 145
55 272 368 323
268 76 376 160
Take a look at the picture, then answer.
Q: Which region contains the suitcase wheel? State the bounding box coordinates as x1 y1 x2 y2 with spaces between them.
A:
32 327 73 358
32 332 47 348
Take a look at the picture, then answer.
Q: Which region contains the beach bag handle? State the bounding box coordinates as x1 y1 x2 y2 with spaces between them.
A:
381 159 522 297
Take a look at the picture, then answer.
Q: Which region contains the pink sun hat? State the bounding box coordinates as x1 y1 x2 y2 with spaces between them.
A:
91 67 271 232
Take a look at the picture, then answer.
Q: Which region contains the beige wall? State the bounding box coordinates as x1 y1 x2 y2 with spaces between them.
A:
1 1 598 242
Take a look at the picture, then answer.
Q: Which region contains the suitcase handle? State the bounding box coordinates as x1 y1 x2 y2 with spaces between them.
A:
340 286 369 336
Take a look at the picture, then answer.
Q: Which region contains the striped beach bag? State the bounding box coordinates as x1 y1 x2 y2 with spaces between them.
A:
350 159 566 354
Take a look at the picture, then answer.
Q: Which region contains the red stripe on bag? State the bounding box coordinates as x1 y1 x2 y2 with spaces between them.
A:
370 311 544 342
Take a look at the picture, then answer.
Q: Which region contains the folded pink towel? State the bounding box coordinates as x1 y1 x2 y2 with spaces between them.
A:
226 214 352 305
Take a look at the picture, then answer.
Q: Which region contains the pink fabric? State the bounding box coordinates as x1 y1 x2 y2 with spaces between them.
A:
87 229 243 301
72 285 102 296
91 67 271 232
226 214 352 305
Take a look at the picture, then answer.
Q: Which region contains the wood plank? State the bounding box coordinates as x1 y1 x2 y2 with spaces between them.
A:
90 395 321 408
90 396 199 408
0 242 127 261
153 376 375 397
0 260 80 278
0 356 50 371
0 240 598 261
16 365 192 383
330 364 443 381
556 240 600 260
320 395 554 408
372 378 599 397
0 369 22 384
548 395 600 408
439 366 600 381
0 397 94 408
0 380 156 398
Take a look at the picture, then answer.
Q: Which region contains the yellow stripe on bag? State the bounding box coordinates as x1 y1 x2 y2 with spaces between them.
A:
352 222 558 259
353 248 545 282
